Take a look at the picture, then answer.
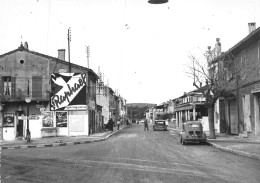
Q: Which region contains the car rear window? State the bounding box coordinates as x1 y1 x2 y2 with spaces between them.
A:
157 121 164 124
188 124 199 128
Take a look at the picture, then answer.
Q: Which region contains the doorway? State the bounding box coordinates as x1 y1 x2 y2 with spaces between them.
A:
16 111 24 137
17 120 24 137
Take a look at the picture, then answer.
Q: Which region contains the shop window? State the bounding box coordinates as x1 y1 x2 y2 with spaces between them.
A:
3 113 14 127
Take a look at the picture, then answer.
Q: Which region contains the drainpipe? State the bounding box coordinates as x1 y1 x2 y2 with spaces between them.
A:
0 102 3 141
236 75 240 134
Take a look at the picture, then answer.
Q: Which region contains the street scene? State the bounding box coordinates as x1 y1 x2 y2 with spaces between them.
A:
1 123 260 183
1 0 260 182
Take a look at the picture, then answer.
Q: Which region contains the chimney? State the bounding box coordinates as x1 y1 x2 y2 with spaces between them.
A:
58 49 66 61
248 22 256 34
215 38 221 57
24 42 29 50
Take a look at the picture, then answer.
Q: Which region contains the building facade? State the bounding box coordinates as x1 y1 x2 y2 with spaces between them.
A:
0 43 98 141
214 23 260 137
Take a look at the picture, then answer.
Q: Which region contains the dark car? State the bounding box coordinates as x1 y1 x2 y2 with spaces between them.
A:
153 120 167 131
179 121 207 145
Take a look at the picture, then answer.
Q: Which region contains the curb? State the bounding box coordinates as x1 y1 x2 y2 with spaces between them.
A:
206 141 260 161
0 126 126 150
0 139 103 150
168 127 260 161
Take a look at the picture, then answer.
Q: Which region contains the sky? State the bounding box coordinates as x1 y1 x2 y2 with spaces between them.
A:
1 0 260 104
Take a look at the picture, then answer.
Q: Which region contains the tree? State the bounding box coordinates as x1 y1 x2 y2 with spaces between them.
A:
185 43 238 139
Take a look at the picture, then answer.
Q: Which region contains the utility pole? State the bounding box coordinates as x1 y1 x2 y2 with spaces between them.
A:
68 27 71 73
85 45 91 134
86 46 90 69
25 79 31 142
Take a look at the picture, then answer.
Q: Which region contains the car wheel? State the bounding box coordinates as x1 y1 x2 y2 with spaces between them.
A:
182 139 186 145
200 141 206 145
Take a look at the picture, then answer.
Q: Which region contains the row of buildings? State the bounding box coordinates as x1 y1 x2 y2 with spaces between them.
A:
147 22 260 139
0 43 127 141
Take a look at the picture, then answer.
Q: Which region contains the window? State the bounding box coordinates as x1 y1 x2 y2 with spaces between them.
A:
2 76 15 99
241 57 246 79
3 76 11 95
32 76 42 99
224 67 233 81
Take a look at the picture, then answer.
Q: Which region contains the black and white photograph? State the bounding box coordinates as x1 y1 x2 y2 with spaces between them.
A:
1 0 260 182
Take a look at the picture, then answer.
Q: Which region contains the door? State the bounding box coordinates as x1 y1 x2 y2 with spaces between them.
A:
16 111 24 137
219 100 226 133
243 95 251 132
229 99 238 134
17 120 23 137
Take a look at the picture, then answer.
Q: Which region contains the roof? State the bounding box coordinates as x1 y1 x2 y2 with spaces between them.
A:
0 43 99 79
213 26 260 63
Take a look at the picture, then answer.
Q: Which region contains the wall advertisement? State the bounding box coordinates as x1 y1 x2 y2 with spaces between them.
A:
50 73 87 111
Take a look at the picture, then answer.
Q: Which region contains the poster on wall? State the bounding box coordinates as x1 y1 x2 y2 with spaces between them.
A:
3 113 14 127
56 111 68 127
50 73 87 111
42 111 54 127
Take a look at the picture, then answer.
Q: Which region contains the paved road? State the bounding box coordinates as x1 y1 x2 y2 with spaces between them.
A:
1 124 260 183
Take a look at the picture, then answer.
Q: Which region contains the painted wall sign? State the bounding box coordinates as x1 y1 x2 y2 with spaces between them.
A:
50 73 87 111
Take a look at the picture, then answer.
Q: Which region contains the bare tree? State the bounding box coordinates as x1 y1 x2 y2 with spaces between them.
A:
185 44 238 139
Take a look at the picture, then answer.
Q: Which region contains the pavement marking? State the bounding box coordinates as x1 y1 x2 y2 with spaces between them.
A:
67 156 223 170
118 134 138 138
65 158 210 179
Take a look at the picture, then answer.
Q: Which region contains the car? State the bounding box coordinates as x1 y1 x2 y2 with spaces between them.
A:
179 121 207 145
153 120 167 131
139 119 145 123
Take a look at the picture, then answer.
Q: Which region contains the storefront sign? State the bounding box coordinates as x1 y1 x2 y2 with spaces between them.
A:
64 105 87 110
18 116 27 120
36 105 44 109
175 105 194 112
28 114 39 120
50 73 87 111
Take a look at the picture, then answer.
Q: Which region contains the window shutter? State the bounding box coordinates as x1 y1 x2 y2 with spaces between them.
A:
32 76 42 99
0 77 3 99
11 77 16 99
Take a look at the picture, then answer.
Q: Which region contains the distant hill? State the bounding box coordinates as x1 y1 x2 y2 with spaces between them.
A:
126 103 157 120
126 103 157 108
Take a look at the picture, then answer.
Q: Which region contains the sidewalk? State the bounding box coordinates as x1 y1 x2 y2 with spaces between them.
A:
0 125 127 150
168 126 260 161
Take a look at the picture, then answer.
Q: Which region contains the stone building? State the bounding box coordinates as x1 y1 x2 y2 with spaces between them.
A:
0 43 98 141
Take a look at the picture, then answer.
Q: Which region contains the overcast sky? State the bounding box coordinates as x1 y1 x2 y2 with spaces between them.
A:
1 0 260 104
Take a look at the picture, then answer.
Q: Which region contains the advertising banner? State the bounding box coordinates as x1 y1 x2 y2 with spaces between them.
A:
50 73 87 111
56 111 68 127
42 111 54 127
3 113 14 127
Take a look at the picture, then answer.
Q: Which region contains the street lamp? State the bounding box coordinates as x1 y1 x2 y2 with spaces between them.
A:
148 0 168 4
25 79 31 142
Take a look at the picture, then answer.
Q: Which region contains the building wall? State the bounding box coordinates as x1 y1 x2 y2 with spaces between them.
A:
96 86 109 124
221 37 260 137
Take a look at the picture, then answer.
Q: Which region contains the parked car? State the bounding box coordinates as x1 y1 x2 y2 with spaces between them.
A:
153 120 167 131
139 119 145 123
179 121 207 145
